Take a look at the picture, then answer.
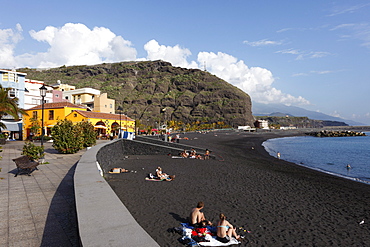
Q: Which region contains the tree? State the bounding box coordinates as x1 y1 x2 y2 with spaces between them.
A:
0 85 28 130
51 119 84 154
29 117 41 137
76 120 97 147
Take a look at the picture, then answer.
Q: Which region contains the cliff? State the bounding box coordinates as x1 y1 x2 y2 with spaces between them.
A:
20 60 255 127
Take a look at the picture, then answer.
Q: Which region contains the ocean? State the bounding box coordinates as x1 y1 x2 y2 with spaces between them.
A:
262 132 370 185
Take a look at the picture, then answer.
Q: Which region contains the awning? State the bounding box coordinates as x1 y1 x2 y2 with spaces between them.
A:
0 121 21 132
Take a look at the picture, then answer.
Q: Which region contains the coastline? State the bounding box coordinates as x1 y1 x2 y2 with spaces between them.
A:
106 130 370 246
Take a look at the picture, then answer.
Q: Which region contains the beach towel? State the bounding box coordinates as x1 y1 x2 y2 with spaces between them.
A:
172 156 185 159
179 223 240 246
145 177 166 182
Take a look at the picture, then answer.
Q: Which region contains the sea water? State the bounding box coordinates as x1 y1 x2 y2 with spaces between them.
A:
262 132 370 185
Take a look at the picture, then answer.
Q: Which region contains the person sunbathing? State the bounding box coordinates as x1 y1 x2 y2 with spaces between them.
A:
156 167 175 181
189 201 212 227
180 150 189 158
108 168 129 173
216 213 242 243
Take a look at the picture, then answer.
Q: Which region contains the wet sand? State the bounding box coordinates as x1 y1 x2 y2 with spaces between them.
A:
106 130 370 246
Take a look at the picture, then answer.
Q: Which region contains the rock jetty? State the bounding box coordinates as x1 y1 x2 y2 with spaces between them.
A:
306 130 366 137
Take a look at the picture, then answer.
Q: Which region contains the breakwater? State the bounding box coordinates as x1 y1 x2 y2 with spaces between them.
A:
306 130 366 137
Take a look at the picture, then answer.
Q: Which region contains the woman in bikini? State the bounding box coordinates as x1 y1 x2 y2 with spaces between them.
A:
216 213 241 243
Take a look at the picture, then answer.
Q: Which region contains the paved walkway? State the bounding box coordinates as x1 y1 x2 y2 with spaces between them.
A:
0 140 106 247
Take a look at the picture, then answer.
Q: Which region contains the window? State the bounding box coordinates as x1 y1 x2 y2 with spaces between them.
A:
110 104 113 108
33 111 38 119
55 94 59 98
74 113 77 117
49 110 54 120
8 88 17 98
2 73 8 81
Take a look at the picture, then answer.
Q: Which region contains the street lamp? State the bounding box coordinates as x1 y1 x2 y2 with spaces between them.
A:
39 85 47 147
117 106 123 138
133 110 137 135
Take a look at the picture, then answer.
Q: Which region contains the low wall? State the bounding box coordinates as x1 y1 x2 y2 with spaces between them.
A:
75 138 212 246
74 141 160 247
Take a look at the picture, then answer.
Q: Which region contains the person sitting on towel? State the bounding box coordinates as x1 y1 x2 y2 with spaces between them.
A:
155 167 175 181
189 201 212 227
216 213 241 243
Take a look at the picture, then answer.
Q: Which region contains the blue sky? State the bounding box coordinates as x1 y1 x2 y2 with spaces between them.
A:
1 0 370 124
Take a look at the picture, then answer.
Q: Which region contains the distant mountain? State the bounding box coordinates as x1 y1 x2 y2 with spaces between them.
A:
252 102 365 126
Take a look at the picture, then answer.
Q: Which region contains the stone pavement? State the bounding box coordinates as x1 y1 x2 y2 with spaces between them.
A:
0 140 107 247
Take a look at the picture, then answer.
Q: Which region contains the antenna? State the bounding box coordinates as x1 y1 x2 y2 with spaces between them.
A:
204 61 207 71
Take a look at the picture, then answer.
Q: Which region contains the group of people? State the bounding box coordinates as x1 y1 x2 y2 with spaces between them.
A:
189 201 243 243
180 148 210 160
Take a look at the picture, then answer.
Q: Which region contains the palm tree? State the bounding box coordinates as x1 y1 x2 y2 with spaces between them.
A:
0 85 28 130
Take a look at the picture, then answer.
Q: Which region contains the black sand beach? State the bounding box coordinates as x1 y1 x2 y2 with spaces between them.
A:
106 130 370 246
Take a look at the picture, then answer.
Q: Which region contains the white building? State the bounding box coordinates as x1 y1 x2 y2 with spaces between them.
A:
255 120 269 129
24 79 53 109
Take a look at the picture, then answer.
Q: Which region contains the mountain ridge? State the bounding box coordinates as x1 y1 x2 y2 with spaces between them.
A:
252 102 365 126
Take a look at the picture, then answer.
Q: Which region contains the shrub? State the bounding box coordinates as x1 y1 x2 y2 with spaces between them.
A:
76 120 97 147
51 119 84 154
22 142 44 161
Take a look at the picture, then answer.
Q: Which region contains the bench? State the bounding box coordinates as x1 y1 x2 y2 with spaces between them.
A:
12 156 40 177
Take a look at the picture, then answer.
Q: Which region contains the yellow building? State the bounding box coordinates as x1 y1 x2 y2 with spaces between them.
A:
23 102 134 140
65 110 134 138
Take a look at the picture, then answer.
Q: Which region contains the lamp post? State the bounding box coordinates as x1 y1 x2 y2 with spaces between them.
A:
133 111 137 135
117 106 123 138
39 85 47 148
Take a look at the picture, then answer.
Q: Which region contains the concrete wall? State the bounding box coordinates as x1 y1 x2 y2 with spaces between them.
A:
75 138 210 246
74 141 160 247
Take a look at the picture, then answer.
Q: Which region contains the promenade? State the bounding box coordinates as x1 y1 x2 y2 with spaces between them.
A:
0 140 107 247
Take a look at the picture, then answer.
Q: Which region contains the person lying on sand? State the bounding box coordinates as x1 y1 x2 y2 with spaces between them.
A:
156 167 175 181
108 168 129 173
180 150 189 158
216 213 243 243
189 201 212 227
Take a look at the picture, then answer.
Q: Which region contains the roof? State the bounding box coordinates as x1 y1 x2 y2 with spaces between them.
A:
72 110 134 121
27 102 87 110
0 69 27 76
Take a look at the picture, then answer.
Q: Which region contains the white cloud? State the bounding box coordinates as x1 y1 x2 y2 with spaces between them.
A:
275 49 300 55
330 110 342 118
196 51 310 106
243 39 283 46
0 24 23 68
144 39 198 68
276 49 331 60
328 3 370 17
292 73 308 77
331 23 370 49
17 23 137 68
